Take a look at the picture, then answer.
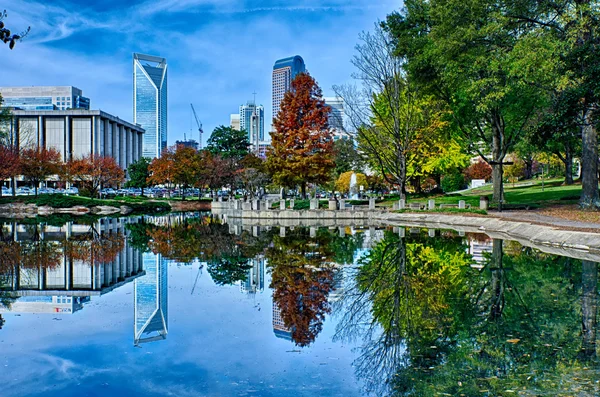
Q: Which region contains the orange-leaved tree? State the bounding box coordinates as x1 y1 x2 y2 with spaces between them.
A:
20 147 62 196
148 147 176 191
267 72 334 199
65 154 124 197
0 144 20 197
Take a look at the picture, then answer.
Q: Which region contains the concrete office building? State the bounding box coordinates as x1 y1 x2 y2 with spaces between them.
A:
272 56 305 121
8 110 144 170
133 53 168 159
0 86 90 111
230 114 240 130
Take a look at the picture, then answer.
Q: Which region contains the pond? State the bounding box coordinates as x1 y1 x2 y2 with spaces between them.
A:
0 214 598 396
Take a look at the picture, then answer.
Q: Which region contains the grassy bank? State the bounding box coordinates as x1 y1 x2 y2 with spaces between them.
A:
0 194 171 214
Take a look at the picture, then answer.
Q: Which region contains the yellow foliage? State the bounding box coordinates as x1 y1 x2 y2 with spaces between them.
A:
335 171 367 193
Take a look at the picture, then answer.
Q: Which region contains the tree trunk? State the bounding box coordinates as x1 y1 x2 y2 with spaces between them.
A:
580 110 599 208
301 182 307 200
490 116 505 208
580 260 598 360
524 159 533 180
141 187 144 197
489 239 505 321
564 149 574 185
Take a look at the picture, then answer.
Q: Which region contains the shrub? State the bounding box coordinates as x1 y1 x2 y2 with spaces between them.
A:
463 160 492 182
441 172 466 193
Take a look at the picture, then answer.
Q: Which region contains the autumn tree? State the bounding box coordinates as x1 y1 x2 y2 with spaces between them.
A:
463 160 493 182
65 154 125 197
267 72 334 199
172 144 201 199
20 147 62 196
0 144 19 197
335 171 367 194
148 147 176 191
126 157 151 196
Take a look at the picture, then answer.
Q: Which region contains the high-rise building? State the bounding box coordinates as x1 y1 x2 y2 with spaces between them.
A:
175 139 199 151
134 253 168 345
272 56 305 121
323 96 346 140
133 53 167 159
0 86 90 110
230 114 240 130
239 102 265 148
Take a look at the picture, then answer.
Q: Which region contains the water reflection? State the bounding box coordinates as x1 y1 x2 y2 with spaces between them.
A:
1 215 598 396
334 228 600 396
0 219 144 316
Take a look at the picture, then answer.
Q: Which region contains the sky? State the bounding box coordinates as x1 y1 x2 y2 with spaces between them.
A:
2 0 399 146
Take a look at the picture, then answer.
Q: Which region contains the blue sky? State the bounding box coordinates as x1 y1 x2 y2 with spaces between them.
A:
2 0 398 145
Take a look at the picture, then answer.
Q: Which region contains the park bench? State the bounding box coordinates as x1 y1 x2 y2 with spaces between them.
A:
408 202 426 210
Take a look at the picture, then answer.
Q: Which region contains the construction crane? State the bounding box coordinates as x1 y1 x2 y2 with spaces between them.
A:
190 103 203 149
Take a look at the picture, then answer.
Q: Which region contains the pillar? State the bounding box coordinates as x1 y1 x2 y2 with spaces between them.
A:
119 125 126 169
459 200 466 209
428 199 435 210
126 127 132 168
112 122 119 162
65 116 72 161
104 119 111 158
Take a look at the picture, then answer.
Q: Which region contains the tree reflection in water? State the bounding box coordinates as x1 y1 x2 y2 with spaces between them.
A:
335 229 600 396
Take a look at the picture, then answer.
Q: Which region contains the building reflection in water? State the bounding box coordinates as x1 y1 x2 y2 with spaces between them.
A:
134 253 168 345
0 219 144 315
240 257 265 294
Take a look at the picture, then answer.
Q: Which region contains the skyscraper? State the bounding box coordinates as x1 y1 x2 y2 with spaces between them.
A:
323 97 346 140
239 102 265 149
134 253 168 345
272 56 305 121
133 53 167 159
230 114 241 130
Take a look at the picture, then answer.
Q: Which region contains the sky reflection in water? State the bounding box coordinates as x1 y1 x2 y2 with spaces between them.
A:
0 214 598 396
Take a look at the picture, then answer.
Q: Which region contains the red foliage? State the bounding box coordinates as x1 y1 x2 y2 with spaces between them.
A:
65 154 124 196
0 144 20 196
20 147 62 195
463 160 493 181
267 72 334 198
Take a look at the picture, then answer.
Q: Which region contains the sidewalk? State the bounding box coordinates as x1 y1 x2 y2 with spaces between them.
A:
490 209 600 231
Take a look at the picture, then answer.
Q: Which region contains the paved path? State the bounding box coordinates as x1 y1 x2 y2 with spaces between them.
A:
491 210 600 231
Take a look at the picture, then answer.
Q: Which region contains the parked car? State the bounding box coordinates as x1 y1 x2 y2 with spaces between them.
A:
16 187 33 196
65 187 79 195
1 187 11 196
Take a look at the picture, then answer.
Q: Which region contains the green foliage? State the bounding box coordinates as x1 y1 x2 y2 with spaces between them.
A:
206 125 249 160
440 171 465 193
126 157 151 192
332 138 364 177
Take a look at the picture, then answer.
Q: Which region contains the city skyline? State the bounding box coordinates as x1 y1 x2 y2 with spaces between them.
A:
2 0 395 145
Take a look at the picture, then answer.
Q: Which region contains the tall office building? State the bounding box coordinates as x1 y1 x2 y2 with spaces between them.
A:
272 56 305 121
0 86 90 110
133 53 167 159
230 114 240 130
134 253 168 345
239 102 265 148
323 96 346 140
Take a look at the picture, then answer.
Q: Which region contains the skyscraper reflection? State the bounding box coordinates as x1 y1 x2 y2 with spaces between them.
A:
134 253 168 345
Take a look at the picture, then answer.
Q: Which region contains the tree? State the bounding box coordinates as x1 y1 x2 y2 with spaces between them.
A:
463 160 492 182
385 0 549 206
0 10 30 50
20 147 62 196
206 126 249 160
172 145 201 200
267 72 334 199
148 148 176 190
335 171 367 194
332 138 364 177
236 153 270 198
126 157 151 196
65 154 124 197
0 144 19 197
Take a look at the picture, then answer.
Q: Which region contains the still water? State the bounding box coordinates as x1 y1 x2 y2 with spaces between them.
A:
0 213 598 396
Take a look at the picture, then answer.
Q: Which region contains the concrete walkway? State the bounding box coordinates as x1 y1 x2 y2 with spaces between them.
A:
490 210 600 231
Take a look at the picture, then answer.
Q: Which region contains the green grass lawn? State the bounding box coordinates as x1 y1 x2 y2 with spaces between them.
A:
380 178 581 209
0 194 171 213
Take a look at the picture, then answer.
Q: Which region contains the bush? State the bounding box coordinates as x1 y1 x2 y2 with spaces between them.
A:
463 160 493 182
441 172 466 193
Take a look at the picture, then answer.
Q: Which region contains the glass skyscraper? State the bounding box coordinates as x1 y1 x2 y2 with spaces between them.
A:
239 102 265 146
133 53 167 159
134 253 168 345
272 56 305 121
